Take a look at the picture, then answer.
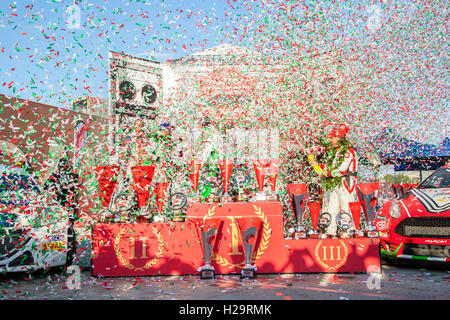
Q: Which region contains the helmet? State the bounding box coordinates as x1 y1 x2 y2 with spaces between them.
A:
327 124 349 138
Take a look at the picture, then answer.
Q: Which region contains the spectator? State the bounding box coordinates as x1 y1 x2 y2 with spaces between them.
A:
44 155 80 266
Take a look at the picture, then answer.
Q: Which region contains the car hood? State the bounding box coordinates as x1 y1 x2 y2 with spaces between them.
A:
402 188 450 216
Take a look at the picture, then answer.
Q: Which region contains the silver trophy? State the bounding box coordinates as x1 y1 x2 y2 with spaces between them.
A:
114 188 138 223
317 212 332 239
201 167 222 202
349 202 364 238
291 193 307 239
253 160 268 201
266 159 280 201
95 166 121 223
231 167 252 202
199 223 219 279
98 192 116 223
336 211 353 238
237 221 260 279
218 159 234 203
168 192 188 222
101 168 137 223
189 160 202 203
356 185 379 238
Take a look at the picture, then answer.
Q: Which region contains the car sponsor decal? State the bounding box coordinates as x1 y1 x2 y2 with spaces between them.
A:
411 189 450 213
49 234 65 241
424 239 447 245
42 241 65 251
376 220 386 230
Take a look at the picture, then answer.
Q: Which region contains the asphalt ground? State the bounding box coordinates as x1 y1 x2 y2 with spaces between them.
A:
0 259 448 301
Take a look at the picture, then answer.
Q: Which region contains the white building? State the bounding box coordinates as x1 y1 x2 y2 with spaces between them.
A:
72 96 110 118
108 44 348 140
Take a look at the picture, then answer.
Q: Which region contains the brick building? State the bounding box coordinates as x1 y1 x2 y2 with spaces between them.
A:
0 94 110 230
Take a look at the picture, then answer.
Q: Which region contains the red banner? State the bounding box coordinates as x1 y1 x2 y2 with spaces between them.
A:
308 202 321 231
154 182 168 214
189 160 202 193
131 165 156 209
95 166 120 207
218 160 234 193
349 201 362 230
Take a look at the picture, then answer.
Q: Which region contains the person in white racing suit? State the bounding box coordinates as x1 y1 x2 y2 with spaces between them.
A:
307 124 359 235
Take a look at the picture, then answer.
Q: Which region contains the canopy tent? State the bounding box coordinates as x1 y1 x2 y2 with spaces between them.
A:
371 128 449 171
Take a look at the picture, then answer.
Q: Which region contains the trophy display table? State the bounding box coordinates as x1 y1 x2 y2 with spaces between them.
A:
92 202 380 277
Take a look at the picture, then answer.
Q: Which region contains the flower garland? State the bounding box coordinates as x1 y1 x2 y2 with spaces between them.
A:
320 138 353 191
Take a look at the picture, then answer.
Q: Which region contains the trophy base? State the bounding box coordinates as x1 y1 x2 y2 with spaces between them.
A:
255 192 266 201
338 232 351 239
207 196 220 203
236 193 249 202
200 268 215 280
171 209 185 222
221 194 234 203
266 194 278 201
294 231 308 239
318 233 332 239
191 196 201 203
99 209 113 223
139 207 151 217
117 214 130 223
351 230 364 238
364 230 379 238
308 232 319 239
101 216 110 223
241 267 256 279
136 216 150 223
152 215 166 223
106 215 118 224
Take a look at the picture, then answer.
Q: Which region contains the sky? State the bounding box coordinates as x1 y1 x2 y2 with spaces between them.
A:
0 0 448 144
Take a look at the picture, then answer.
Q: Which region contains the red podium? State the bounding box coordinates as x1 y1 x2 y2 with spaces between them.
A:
92 201 380 277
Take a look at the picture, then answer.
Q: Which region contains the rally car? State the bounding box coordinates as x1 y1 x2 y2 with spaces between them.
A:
374 165 450 263
0 165 71 273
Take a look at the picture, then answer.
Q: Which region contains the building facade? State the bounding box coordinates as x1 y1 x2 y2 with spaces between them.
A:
108 45 350 183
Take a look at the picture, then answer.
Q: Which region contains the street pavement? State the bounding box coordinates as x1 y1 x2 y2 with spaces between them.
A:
0 260 448 301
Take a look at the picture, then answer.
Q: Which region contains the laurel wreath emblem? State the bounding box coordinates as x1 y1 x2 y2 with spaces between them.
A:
314 239 349 271
204 205 271 269
114 226 164 271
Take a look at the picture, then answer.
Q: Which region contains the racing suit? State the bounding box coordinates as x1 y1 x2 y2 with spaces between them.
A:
319 147 359 235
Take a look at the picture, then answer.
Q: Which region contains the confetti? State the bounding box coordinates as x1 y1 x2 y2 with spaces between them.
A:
0 0 448 287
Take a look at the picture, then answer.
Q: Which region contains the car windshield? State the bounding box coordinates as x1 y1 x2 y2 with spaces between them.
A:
417 167 450 189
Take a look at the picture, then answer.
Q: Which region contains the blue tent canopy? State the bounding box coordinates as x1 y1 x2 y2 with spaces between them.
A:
371 128 450 171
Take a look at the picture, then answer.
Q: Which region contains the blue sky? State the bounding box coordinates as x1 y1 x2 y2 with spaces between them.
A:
0 0 448 144
0 0 235 105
